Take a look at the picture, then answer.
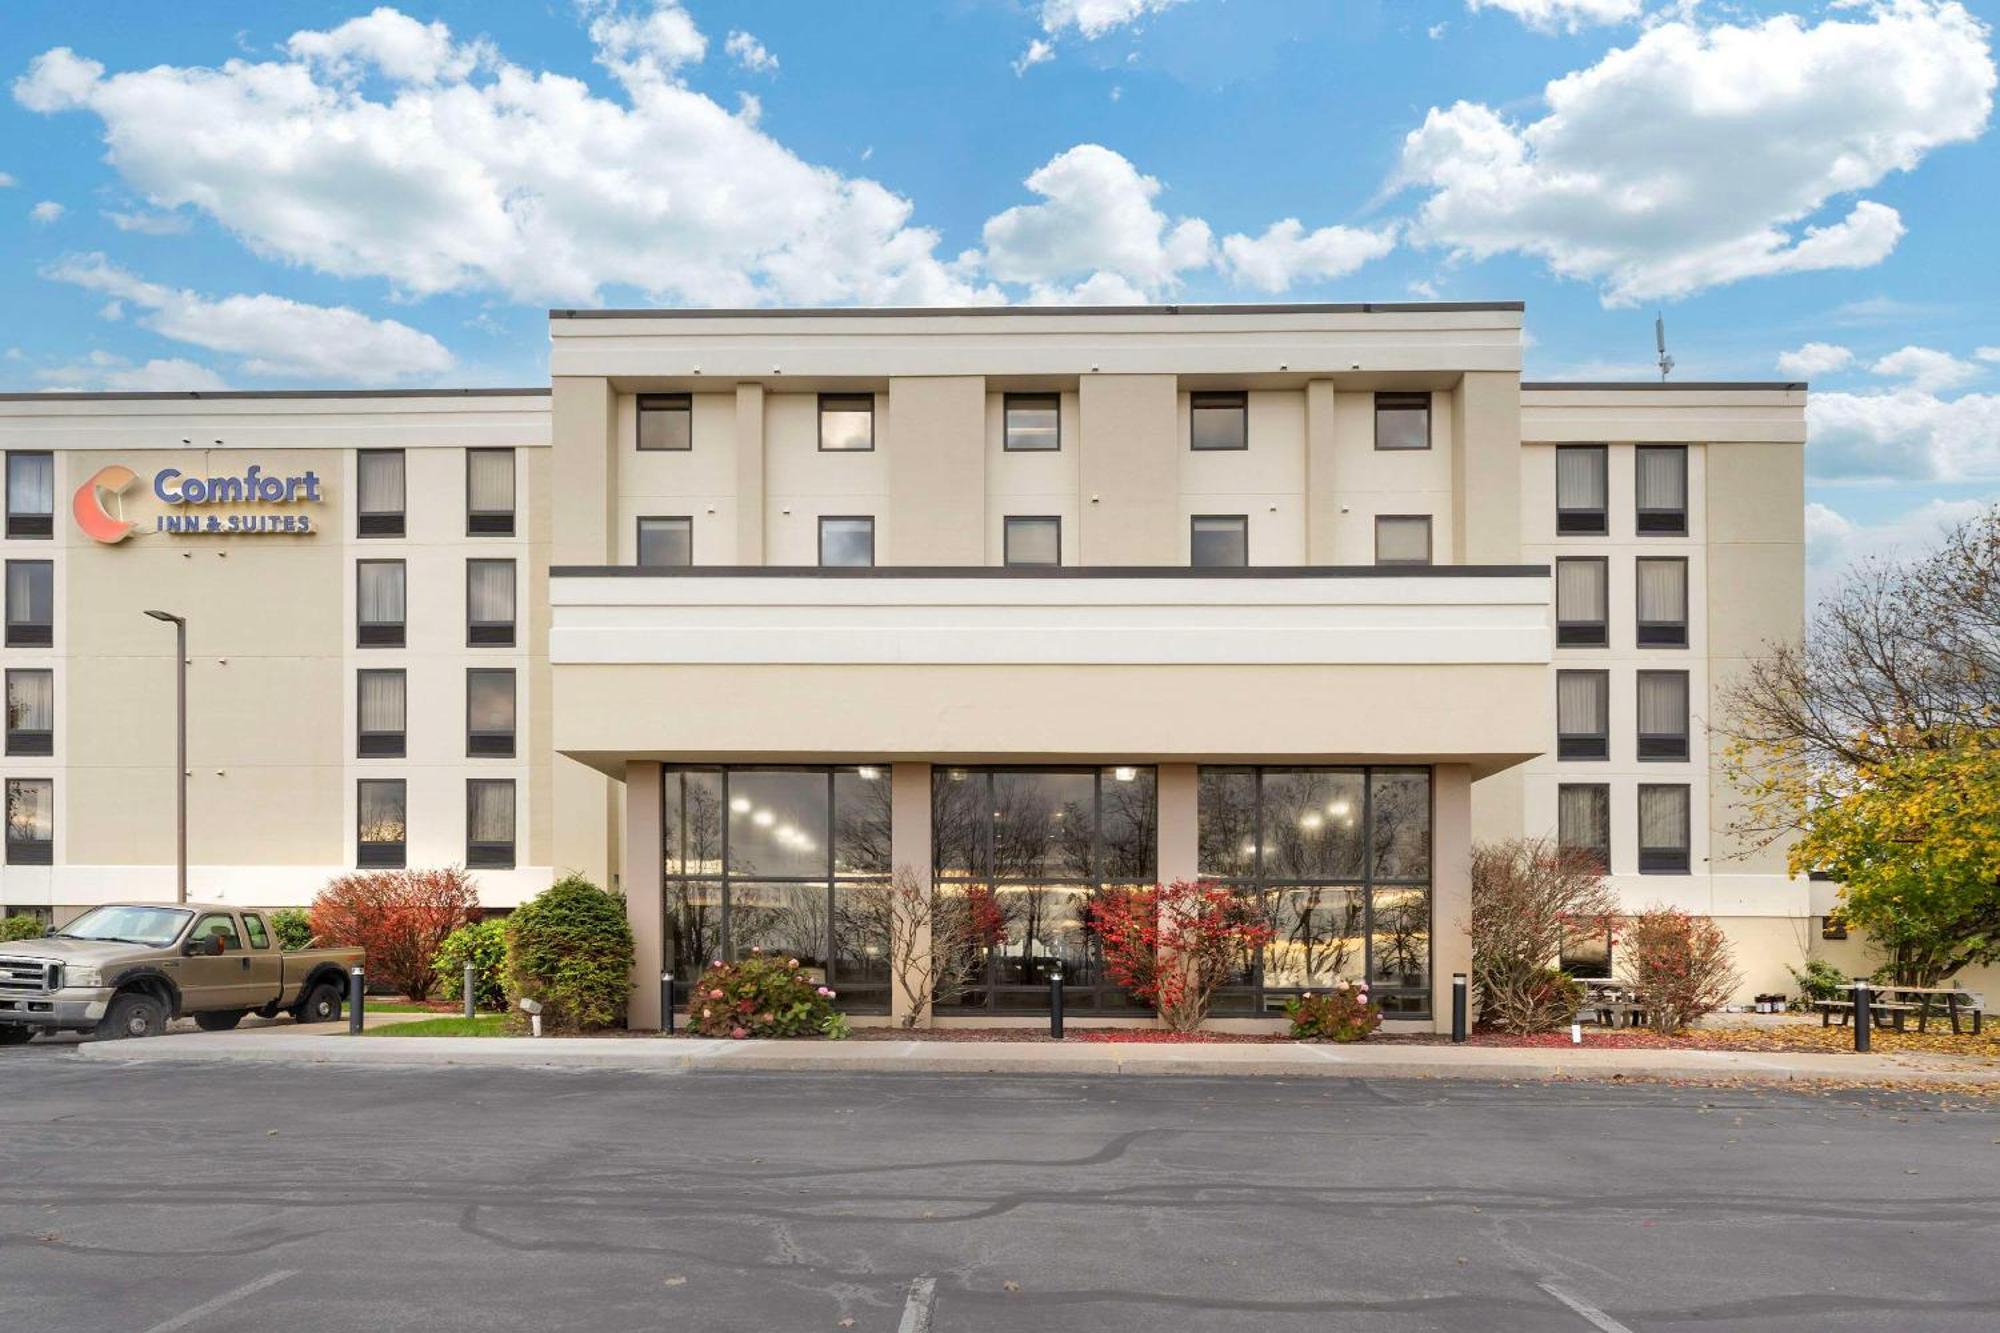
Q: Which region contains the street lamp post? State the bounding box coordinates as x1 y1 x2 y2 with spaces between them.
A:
144 610 187 905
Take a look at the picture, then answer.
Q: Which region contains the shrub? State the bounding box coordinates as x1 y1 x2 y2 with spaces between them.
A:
309 868 479 1001
846 866 1004 1027
0 915 46 943
1470 839 1618 1033
1620 906 1742 1033
1788 957 1848 1007
1284 981 1383 1042
270 908 314 952
433 918 509 1009
504 875 634 1032
1088 880 1275 1032
684 951 838 1039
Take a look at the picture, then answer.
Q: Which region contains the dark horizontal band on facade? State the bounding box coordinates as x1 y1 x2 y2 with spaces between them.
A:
551 564 1552 579
0 388 551 402
551 301 1528 319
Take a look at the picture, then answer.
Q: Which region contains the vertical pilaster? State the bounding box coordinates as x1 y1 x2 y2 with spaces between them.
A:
886 376 986 564
1078 374 1179 564
1450 372 1522 565
889 762 934 1025
1431 763 1473 1035
1157 763 1198 885
624 761 663 1030
1303 379 1339 564
550 376 619 888
734 383 766 564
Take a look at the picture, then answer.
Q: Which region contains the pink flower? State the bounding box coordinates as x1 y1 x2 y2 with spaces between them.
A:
711 959 723 968
788 958 800 969
730 1026 748 1039
816 986 833 997
750 946 762 954
708 988 724 1000
826 989 837 998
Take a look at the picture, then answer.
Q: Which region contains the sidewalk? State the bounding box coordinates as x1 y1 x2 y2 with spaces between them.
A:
71 1024 2000 1087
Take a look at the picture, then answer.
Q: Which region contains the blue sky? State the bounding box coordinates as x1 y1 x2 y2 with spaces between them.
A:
2 0 1995 586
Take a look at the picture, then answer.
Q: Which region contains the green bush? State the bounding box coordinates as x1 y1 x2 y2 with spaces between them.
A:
0 915 47 943
504 876 634 1032
1788 958 1848 1006
270 908 314 952
434 918 509 1009
1283 982 1384 1042
685 951 839 1039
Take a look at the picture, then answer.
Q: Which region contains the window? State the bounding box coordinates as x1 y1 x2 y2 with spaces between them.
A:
357 779 406 868
637 516 693 568
1556 445 1608 535
357 669 406 758
1638 670 1691 761
818 516 875 568
1555 557 1608 647
356 450 405 537
1556 670 1609 760
1636 557 1688 647
1190 515 1248 568
1636 445 1689 535
663 765 893 1011
1557 783 1611 874
1197 766 1433 1016
6 452 53 539
1189 391 1247 451
1559 923 1613 979
1374 515 1433 567
242 913 271 951
1638 784 1691 873
1375 392 1431 451
6 669 52 757
818 393 874 452
467 779 516 869
467 669 516 758
5 777 53 865
935 766 1156 1014
1003 516 1061 567
638 394 692 451
190 913 242 953
466 448 515 536
1004 393 1060 451
356 560 406 648
467 559 516 646
5 559 53 647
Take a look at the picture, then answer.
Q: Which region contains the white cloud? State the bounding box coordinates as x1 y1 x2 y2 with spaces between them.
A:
1040 0 1189 39
1466 0 1640 34
34 351 230 393
580 0 706 90
724 29 777 74
1869 345 1982 392
1776 342 1855 378
47 253 455 382
982 145 1213 296
0 171 15 188
1396 1 1995 305
1807 388 2000 481
1975 346 2000 363
29 200 63 224
1014 39 1056 75
105 209 190 235
1220 218 1398 292
1805 498 1991 602
287 7 490 84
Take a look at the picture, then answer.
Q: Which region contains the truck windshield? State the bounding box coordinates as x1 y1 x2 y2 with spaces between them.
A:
57 906 195 947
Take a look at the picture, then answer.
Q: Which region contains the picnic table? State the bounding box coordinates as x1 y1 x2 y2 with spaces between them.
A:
1813 984 1985 1035
1577 979 1649 1029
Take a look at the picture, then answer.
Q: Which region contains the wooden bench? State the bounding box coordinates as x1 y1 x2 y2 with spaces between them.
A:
1813 998 1920 1031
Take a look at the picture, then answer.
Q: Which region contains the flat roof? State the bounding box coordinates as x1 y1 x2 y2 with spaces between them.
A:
551 301 1527 319
1521 381 1805 391
0 388 550 403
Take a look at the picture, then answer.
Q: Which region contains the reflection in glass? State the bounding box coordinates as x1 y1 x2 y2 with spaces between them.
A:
991 770 1094 880
833 767 892 877
1370 769 1432 880
1098 766 1157 881
727 770 829 879
727 882 830 979
1371 885 1430 991
931 769 984 878
831 882 892 985
665 881 723 988
664 769 724 876
1260 769 1365 880
1197 768 1256 878
1265 886 1365 988
987 884 1093 987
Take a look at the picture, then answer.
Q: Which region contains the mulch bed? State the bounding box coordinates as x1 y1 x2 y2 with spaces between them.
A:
841 1026 1286 1044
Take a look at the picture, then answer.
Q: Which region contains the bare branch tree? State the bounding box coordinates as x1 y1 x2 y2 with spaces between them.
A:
851 864 992 1029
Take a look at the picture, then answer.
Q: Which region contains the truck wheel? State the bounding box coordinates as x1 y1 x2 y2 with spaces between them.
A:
0 1027 34 1046
96 993 168 1040
194 1010 246 1032
294 983 342 1025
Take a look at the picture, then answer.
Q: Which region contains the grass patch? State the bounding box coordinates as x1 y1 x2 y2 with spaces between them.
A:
366 1014 512 1038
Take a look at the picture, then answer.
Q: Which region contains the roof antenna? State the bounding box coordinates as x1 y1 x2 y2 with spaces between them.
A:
1655 312 1675 383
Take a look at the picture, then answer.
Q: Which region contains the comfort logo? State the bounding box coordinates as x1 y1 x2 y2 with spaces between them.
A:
73 465 140 544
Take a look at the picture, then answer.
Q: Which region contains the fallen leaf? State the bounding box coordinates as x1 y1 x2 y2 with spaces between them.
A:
1003 1280 1021 1293
663 1276 687 1288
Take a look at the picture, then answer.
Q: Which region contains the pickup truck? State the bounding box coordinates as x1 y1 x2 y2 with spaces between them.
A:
0 902 363 1042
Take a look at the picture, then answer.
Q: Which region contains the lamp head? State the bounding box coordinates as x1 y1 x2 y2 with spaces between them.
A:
144 609 184 625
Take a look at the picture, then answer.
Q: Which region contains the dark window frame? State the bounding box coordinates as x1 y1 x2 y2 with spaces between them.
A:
1373 514 1434 567
637 393 693 452
1555 444 1609 536
1635 444 1690 536
356 778 407 869
355 559 406 649
5 450 54 540
1556 556 1610 648
817 393 876 453
1189 391 1249 452
5 667 53 757
1002 392 1062 452
1637 783 1692 874
4 776 53 865
466 667 517 759
1637 668 1692 761
1374 392 1432 451
356 449 406 538
1557 782 1612 875
1002 515 1062 568
1556 669 1610 761
636 515 694 568
466 558 517 647
1636 556 1690 648
817 514 876 568
4 558 53 649
466 778 516 870
1190 513 1250 568
356 667 406 759
465 447 516 537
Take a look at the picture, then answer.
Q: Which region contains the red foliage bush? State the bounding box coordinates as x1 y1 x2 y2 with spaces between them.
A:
309 867 479 1001
1088 880 1274 1032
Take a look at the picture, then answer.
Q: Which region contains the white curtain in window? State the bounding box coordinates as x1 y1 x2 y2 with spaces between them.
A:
1556 559 1606 622
6 561 52 624
1558 784 1609 851
1375 516 1432 565
1557 671 1607 735
468 671 515 732
358 452 405 515
7 671 52 732
7 778 53 840
358 563 405 624
468 561 515 622
1556 448 1606 510
8 454 53 515
1636 447 1687 510
358 671 405 734
1637 559 1686 622
1637 672 1688 737
469 781 515 843
467 450 514 514
1639 786 1690 850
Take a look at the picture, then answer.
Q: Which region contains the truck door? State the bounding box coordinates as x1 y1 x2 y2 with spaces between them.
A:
238 913 284 1008
178 913 255 1012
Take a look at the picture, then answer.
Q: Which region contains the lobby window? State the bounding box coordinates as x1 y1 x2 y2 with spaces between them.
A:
1638 669 1691 760
1559 922 1613 979
1636 445 1689 535
466 668 516 758
1003 393 1060 451
662 765 893 1011
1190 515 1248 568
1636 557 1689 647
466 448 515 536
1556 670 1609 760
356 560 406 648
467 559 516 646
4 778 52 866
1555 556 1608 647
357 779 406 869
6 451 53 539
356 449 405 538
1557 783 1611 874
1374 392 1431 451
1638 784 1691 874
637 516 693 568
818 393 875 452
466 779 516 870
638 394 692 451
1374 515 1433 567
819 516 875 568
934 765 1157 1015
1003 516 1061 567
356 669 406 758
1556 445 1608 535
6 669 52 757
1189 391 1247 451
1198 766 1433 1017
6 559 54 647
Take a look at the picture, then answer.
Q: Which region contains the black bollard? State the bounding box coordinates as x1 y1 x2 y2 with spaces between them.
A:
1049 965 1065 1040
349 965 365 1035
463 963 476 1020
1853 979 1872 1053
661 972 675 1035
1452 972 1468 1043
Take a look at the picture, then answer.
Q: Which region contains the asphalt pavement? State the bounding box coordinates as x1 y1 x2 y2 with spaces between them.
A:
1 1048 1996 1332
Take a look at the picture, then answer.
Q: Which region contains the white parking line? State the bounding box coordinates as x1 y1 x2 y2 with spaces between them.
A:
1537 1278 1635 1333
139 1269 296 1333
897 1276 937 1333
